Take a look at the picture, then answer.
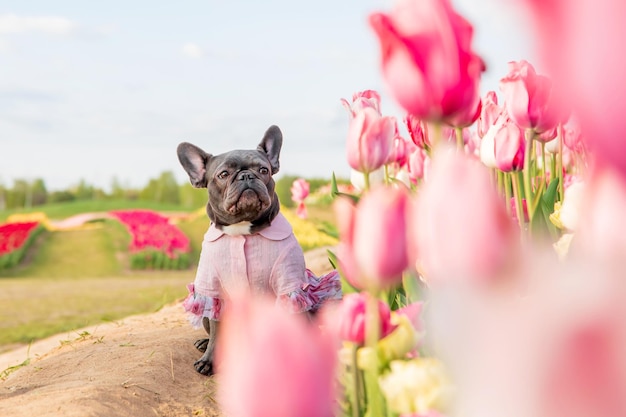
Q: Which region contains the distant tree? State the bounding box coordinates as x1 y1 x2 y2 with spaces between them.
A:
139 171 180 204
0 183 6 210
31 178 48 206
7 179 28 209
179 183 207 209
157 171 180 204
139 178 158 201
73 179 94 200
49 190 76 203
110 176 126 200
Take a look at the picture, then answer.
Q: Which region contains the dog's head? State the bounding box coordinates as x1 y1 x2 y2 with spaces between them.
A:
177 125 282 234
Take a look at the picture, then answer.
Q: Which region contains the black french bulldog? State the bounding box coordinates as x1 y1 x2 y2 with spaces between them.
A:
177 125 289 375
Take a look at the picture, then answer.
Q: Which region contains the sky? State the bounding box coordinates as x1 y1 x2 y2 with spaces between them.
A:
0 0 536 192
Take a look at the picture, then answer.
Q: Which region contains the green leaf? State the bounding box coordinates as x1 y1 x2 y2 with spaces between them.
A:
402 272 422 304
326 249 359 294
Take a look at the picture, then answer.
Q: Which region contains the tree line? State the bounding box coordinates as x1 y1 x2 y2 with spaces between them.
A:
0 172 337 211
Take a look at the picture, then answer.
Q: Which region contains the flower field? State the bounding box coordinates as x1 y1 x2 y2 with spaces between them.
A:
109 210 191 270
210 1 626 417
0 221 42 270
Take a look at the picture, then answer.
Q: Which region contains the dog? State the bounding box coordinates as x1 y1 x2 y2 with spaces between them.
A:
177 125 341 375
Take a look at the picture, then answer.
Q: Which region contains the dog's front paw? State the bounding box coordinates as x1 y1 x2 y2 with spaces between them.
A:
194 357 214 375
194 338 209 352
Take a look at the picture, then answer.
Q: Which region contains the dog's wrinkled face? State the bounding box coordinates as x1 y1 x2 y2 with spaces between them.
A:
177 125 282 233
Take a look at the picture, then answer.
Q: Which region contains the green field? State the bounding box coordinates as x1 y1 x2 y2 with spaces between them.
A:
0 200 335 353
0 202 211 353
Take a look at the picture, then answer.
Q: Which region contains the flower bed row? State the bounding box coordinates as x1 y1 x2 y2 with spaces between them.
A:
109 210 191 270
0 221 43 270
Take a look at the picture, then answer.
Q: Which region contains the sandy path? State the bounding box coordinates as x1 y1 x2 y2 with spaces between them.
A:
0 247 336 417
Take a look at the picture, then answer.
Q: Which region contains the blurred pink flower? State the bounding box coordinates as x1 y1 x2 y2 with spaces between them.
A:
346 107 395 173
217 296 338 417
368 0 484 123
290 178 310 219
446 90 482 128
523 0 626 179
334 185 411 290
341 89 382 117
499 60 561 135
395 301 424 333
510 197 529 224
336 292 394 345
430 251 626 417
413 146 519 283
575 168 626 260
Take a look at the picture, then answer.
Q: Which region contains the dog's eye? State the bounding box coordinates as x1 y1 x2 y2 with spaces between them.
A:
259 167 269 175
217 170 229 179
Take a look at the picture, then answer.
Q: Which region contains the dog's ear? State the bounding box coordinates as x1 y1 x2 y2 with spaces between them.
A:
177 142 212 188
257 125 283 175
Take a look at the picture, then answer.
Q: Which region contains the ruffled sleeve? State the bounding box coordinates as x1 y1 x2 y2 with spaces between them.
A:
277 269 343 314
182 283 223 328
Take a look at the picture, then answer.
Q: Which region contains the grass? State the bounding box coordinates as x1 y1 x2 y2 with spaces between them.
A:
0 271 192 351
0 200 335 352
0 199 196 222
1 219 129 279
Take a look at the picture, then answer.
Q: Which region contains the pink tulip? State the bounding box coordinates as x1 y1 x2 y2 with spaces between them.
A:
336 292 393 345
494 118 525 172
217 296 338 417
385 118 414 167
334 185 411 290
368 0 484 123
404 114 427 148
477 91 502 139
341 89 382 117
446 89 482 128
499 60 561 135
522 0 626 179
290 178 310 219
346 107 395 173
480 112 525 172
395 301 424 333
413 146 519 283
407 147 429 183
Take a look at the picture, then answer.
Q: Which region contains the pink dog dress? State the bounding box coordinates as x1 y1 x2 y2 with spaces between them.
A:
183 213 342 327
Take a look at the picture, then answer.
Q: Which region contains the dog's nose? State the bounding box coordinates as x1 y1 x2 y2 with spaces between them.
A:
238 171 254 181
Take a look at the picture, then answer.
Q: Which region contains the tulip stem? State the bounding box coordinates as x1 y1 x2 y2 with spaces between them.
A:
363 172 371 191
523 129 536 223
504 172 512 216
455 127 464 151
510 172 525 229
350 343 363 417
557 123 564 201
365 292 384 417
430 122 442 150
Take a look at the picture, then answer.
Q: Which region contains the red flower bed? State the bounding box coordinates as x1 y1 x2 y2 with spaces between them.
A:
110 210 191 270
0 221 42 270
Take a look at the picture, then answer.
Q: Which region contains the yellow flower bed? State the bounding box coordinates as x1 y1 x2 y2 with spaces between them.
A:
281 207 338 251
6 212 52 229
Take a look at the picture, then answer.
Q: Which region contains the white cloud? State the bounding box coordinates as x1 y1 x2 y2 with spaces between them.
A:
181 42 204 58
0 13 76 35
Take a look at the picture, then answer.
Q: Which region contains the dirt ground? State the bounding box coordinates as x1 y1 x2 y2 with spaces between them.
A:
0 247 335 417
